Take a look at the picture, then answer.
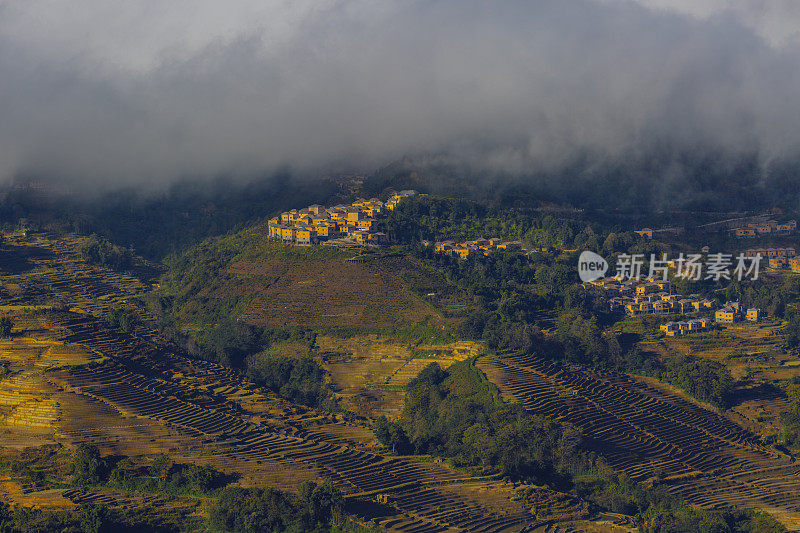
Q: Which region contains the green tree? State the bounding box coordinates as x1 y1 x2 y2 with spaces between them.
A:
0 317 13 338
209 487 296 533
299 479 343 528
71 444 105 485
374 416 411 454
80 503 109 533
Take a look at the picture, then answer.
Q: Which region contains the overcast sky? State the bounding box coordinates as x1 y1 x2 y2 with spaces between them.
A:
1 0 800 187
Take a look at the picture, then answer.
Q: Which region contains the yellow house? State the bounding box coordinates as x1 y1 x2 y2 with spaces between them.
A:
660 322 679 333
636 284 657 295
746 308 761 322
295 228 315 244
357 219 374 230
688 318 709 330
279 226 296 241
268 219 281 238
346 209 362 223
715 307 737 323
653 301 670 313
361 200 383 215
454 246 471 259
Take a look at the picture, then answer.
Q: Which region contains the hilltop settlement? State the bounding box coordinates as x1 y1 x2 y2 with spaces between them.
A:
268 190 417 245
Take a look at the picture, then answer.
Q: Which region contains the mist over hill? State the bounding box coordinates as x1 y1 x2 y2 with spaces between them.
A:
2 0 800 201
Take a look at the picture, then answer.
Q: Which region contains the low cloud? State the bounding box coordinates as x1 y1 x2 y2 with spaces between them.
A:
1 0 800 189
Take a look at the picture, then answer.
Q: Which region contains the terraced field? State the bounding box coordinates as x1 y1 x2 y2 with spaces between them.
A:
23 306 630 531
44 312 564 532
480 352 800 524
8 231 785 530
0 232 158 329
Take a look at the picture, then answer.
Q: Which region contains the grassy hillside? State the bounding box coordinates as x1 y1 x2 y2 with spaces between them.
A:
157 223 467 334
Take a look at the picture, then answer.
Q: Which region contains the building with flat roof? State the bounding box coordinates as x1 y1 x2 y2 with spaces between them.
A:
715 307 738 323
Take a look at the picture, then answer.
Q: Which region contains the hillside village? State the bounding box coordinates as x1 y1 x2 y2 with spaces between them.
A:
587 277 762 336
588 277 715 316
733 219 797 238
743 247 800 271
3 194 800 531
427 238 521 258
267 190 416 245
634 216 796 241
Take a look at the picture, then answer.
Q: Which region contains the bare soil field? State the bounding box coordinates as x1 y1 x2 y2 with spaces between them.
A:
231 256 455 329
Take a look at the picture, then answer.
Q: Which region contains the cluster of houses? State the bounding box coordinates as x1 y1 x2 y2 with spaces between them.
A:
427 238 518 259
743 247 800 271
267 190 416 245
732 219 796 238
587 277 716 316
661 304 761 336
587 278 762 334
638 219 796 240
660 318 711 336
714 301 761 324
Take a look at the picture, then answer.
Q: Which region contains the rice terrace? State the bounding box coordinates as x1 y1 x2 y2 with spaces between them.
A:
6 2 800 532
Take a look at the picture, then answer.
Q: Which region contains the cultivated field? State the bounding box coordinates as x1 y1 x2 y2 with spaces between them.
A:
232 256 453 329
480 351 800 529
636 318 799 436
0 232 630 531
321 335 482 418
